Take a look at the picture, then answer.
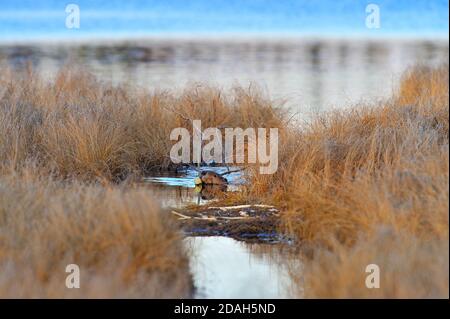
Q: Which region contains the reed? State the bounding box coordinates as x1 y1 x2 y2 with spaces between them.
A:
0 167 191 298
247 64 449 298
0 66 286 180
0 63 447 298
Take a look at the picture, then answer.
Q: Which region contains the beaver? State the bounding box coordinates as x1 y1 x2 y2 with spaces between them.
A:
194 171 228 186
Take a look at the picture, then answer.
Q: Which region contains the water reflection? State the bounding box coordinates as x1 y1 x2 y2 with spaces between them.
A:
1 38 447 115
197 184 228 200
186 236 294 299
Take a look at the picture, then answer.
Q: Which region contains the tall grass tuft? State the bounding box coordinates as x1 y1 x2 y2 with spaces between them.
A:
0 167 191 298
247 64 449 298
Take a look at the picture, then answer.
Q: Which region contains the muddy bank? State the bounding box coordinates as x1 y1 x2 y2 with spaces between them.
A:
170 204 285 243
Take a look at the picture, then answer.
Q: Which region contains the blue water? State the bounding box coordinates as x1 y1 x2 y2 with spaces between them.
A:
143 167 244 188
0 0 448 41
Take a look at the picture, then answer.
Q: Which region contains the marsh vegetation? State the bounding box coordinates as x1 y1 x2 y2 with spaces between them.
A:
0 63 448 298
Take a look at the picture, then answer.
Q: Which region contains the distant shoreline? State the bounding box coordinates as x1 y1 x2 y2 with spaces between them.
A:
1 32 449 46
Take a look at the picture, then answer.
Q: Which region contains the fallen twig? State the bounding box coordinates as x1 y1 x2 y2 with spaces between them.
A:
207 204 277 211
170 210 252 221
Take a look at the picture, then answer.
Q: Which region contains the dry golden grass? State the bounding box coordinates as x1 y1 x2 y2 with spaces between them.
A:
0 64 288 298
0 63 448 298
295 230 449 298
0 66 288 298
0 66 286 180
246 64 449 298
0 166 191 298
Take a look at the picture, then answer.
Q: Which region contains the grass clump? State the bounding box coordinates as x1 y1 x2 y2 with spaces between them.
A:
0 167 191 298
248 64 449 298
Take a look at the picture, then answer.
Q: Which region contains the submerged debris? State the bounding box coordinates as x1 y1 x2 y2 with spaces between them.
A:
170 204 283 243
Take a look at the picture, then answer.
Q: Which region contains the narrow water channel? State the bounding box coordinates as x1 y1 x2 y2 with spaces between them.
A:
186 236 292 298
141 167 296 298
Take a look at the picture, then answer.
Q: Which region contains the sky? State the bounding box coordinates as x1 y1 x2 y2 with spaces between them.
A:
0 0 448 41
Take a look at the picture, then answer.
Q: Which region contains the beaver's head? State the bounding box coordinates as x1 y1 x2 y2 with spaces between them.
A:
195 171 228 185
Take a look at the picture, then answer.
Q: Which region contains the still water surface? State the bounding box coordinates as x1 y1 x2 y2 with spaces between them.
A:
186 236 294 298
1 38 448 116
